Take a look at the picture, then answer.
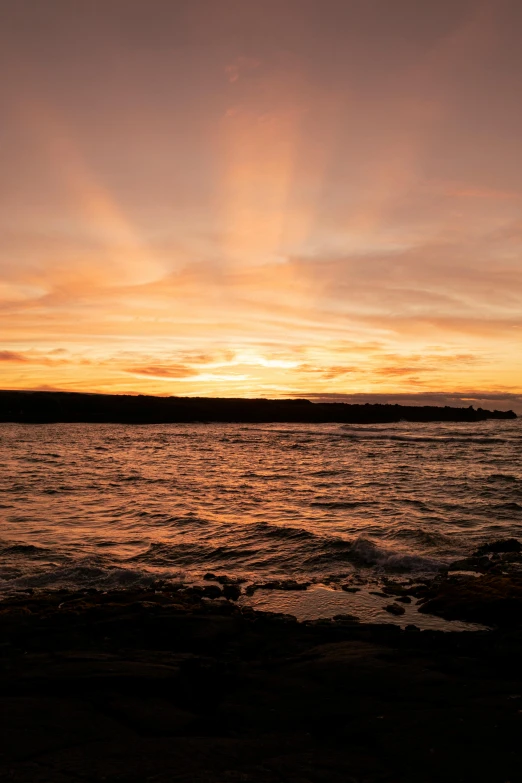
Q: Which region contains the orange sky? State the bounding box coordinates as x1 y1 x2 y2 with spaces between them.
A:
1 0 521 406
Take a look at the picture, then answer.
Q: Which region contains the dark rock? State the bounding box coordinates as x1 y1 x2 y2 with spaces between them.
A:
215 575 246 585
381 582 409 597
418 574 522 626
245 580 310 595
185 586 205 598
448 556 493 573
395 596 412 604
475 538 522 556
222 584 241 601
332 613 360 624
405 624 420 632
341 585 360 593
384 604 406 616
2 586 522 782
203 573 245 585
202 585 223 600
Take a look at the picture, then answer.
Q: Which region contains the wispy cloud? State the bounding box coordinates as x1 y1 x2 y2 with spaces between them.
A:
127 364 199 379
0 351 28 362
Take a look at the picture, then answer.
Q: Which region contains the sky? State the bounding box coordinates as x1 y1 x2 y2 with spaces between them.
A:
1 0 521 409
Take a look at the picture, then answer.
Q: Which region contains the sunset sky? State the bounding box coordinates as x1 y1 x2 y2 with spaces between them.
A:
1 0 521 408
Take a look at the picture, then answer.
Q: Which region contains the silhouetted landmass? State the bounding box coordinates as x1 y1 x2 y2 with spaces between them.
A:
0 390 517 423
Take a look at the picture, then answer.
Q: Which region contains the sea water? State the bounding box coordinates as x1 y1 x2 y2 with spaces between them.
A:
1 420 521 625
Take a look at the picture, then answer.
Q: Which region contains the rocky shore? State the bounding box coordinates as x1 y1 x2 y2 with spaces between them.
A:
1 547 522 783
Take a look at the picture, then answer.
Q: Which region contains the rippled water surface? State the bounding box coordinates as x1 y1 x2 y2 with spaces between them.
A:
1 421 521 604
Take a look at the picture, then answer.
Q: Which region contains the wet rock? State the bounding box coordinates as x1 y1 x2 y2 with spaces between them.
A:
203 573 245 584
475 538 522 555
202 585 223 600
184 585 222 601
381 582 410 597
245 580 310 596
384 604 406 616
332 613 360 624
418 574 522 626
222 584 241 601
448 556 493 573
2 587 522 782
181 586 205 599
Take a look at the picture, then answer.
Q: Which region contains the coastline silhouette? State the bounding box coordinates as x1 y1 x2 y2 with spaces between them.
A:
0 390 516 424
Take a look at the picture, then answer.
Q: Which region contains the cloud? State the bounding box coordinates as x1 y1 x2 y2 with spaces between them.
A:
126 364 199 379
0 349 88 366
0 350 28 362
296 364 360 380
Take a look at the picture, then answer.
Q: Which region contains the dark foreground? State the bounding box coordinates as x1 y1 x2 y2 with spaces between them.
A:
2 566 522 783
0 390 516 423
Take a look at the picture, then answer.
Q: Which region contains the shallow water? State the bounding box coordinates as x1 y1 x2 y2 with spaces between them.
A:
1 420 521 624
241 585 487 631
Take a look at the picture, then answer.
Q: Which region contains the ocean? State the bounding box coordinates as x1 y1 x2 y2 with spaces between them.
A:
1 420 521 627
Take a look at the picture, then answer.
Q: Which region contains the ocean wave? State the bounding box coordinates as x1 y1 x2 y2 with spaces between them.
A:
348 536 441 571
249 522 319 542
0 529 459 595
0 541 54 559
310 500 376 509
127 540 261 567
113 522 444 576
383 526 454 547
310 469 344 477
162 514 210 528
339 433 508 444
248 524 443 572
0 563 158 593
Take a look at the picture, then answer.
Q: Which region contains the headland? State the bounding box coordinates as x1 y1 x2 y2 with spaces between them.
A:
0 390 517 423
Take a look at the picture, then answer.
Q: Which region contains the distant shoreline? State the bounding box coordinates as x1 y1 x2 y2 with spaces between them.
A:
0 390 517 424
